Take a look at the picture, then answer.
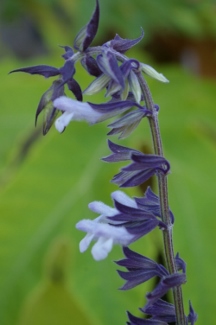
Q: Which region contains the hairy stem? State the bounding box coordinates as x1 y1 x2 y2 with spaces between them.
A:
137 72 186 325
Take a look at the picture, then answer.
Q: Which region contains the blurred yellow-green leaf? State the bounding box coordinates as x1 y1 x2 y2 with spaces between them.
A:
18 238 96 325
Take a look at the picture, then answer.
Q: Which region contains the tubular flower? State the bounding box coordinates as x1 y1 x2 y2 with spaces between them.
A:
53 97 149 132
134 186 175 224
132 299 197 324
116 247 186 292
76 219 134 261
103 140 170 187
76 191 138 261
76 188 166 260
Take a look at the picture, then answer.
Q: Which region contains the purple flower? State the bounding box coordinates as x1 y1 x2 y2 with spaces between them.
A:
107 108 149 139
33 80 64 134
116 247 168 290
187 301 198 325
146 273 186 306
140 299 197 324
134 187 174 224
82 55 125 97
109 200 165 241
107 28 144 53
60 45 74 59
103 141 170 187
116 247 185 292
103 140 144 162
142 299 176 323
74 0 99 51
108 186 178 239
97 49 125 88
112 187 165 230
81 55 102 77
112 153 170 188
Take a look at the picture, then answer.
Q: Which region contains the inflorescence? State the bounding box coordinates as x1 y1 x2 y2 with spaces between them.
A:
10 1 197 324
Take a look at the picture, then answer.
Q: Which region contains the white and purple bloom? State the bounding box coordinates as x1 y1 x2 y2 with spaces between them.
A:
76 190 137 261
53 96 150 133
76 220 134 261
76 187 168 261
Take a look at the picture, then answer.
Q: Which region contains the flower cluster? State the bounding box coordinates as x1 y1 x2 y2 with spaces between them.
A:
11 1 197 324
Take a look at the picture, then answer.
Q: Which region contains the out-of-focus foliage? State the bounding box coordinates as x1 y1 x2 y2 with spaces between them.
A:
1 0 216 58
0 52 216 324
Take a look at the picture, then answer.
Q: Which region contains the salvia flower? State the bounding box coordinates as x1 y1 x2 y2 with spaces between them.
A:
76 188 166 260
76 191 138 261
103 140 144 162
146 272 186 306
116 247 185 292
73 0 99 51
133 299 197 325
103 141 170 187
112 152 170 187
108 29 144 53
82 57 129 97
116 247 168 290
53 97 148 132
134 186 175 224
142 299 176 323
187 301 198 325
76 219 134 261
107 109 148 139
35 80 64 134
109 199 166 241
96 48 125 89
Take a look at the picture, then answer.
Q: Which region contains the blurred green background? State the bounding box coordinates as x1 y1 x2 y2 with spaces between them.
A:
0 0 216 324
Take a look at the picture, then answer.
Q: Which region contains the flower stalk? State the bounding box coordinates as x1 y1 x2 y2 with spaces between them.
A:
137 72 186 325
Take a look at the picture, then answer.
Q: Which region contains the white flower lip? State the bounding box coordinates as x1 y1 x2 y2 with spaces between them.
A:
76 219 134 261
88 201 117 217
111 190 137 208
55 111 74 133
53 96 103 131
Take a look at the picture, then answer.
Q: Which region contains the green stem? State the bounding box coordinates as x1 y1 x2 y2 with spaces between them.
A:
137 72 186 325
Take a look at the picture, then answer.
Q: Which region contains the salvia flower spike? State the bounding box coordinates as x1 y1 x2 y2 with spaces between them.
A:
10 1 197 324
